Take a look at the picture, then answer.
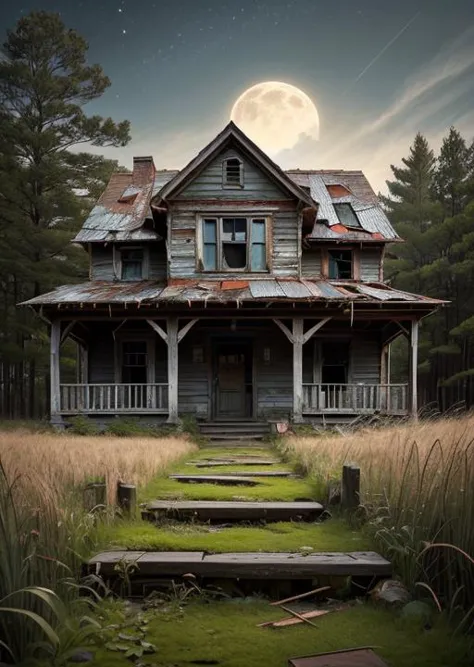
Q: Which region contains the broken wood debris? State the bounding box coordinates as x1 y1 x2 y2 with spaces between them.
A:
168 474 261 486
258 609 330 628
270 585 331 607
288 647 388 666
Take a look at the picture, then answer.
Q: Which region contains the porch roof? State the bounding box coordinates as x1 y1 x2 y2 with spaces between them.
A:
21 278 444 310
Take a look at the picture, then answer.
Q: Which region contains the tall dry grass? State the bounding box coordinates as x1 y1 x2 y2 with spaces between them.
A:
0 430 196 503
282 416 474 616
0 430 196 662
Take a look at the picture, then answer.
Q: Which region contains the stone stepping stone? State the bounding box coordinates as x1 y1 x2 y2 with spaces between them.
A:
169 474 261 486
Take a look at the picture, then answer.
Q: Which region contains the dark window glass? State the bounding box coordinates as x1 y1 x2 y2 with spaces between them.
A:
121 249 143 280
122 341 147 384
203 219 217 270
334 203 360 228
328 250 352 279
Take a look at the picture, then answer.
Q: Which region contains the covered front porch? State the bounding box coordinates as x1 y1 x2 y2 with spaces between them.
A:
51 313 418 424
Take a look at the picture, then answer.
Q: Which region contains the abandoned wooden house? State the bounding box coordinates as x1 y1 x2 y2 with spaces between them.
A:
23 122 442 429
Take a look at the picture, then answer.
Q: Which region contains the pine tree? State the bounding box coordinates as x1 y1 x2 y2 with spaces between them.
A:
0 11 130 418
434 127 470 217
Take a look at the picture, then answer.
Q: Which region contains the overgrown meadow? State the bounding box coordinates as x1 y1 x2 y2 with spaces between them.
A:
0 429 195 664
282 416 474 624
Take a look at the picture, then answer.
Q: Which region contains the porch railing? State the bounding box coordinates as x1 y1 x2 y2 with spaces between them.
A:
302 383 408 414
60 384 169 414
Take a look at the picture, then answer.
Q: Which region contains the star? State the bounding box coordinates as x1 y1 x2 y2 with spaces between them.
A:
122 29 127 34
118 8 122 12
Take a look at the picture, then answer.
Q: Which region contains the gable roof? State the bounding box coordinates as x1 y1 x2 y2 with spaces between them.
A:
153 121 316 207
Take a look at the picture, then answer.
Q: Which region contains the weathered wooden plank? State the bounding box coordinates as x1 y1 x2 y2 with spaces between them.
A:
293 317 304 422
191 460 278 467
87 550 391 579
145 500 323 523
184 470 294 478
168 474 261 486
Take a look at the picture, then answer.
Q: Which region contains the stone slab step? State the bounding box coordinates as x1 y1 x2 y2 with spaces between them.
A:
88 550 391 579
168 474 261 486
143 500 323 523
207 434 266 441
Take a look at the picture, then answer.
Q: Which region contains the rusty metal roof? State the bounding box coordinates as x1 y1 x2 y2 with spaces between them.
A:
286 170 398 242
22 279 443 308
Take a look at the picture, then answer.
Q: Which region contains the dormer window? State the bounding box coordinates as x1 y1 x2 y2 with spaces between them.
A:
334 203 361 228
121 248 144 280
223 157 243 188
328 249 353 279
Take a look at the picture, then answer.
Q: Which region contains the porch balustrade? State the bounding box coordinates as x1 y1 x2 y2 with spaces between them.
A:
302 383 408 414
60 383 169 414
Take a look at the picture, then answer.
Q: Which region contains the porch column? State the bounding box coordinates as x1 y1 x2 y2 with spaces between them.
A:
293 317 304 423
409 319 419 418
167 316 179 423
50 319 62 426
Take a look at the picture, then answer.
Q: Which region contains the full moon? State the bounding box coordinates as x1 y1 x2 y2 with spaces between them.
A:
230 81 320 154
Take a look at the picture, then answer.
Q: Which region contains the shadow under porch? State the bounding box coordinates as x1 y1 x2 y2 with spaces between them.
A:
52 316 415 425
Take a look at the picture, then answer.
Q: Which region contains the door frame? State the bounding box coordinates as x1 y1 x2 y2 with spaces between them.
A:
211 337 254 420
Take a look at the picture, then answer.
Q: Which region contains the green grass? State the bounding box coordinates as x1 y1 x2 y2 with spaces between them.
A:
92 600 473 667
99 518 370 553
139 445 315 502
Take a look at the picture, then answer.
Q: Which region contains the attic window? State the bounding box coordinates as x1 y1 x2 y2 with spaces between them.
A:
334 203 361 228
223 158 243 188
121 248 143 280
118 186 140 204
328 250 353 280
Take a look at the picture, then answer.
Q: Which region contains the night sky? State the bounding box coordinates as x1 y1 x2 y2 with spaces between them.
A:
1 0 473 191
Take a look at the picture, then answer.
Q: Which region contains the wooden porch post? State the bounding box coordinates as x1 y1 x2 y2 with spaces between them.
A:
167 316 179 423
50 319 62 427
409 319 419 419
293 317 304 423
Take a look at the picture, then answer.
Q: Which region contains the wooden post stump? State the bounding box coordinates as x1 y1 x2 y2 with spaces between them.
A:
117 483 137 517
83 482 107 512
341 463 360 510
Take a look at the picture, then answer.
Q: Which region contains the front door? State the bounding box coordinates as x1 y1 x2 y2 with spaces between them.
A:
214 341 252 418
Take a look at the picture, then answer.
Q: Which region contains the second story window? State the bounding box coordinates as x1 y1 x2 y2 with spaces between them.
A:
328 249 353 279
201 217 267 272
334 203 360 228
121 248 143 280
223 157 243 188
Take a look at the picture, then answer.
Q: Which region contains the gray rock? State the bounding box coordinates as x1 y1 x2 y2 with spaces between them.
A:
68 651 94 663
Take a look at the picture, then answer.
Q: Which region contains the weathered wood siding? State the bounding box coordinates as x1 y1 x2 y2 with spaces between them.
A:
90 244 167 280
359 248 381 282
255 329 293 418
175 148 292 201
301 249 322 277
90 245 115 280
178 331 210 418
350 336 381 384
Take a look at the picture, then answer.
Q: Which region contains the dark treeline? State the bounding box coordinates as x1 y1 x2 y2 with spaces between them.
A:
0 11 130 418
383 129 474 411
1 11 474 419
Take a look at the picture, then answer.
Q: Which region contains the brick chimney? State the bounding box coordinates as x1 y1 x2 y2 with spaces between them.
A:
133 156 155 186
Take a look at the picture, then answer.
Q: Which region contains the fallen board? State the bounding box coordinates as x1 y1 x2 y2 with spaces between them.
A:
288 649 389 666
88 550 391 579
144 500 323 523
168 474 261 486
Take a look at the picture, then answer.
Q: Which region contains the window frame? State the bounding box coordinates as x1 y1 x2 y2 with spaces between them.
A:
333 203 361 229
198 215 270 273
222 157 244 189
116 245 149 281
113 334 156 385
321 247 357 281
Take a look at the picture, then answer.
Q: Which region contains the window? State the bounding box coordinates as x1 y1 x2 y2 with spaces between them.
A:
121 248 143 280
121 341 147 383
334 203 361 228
201 217 267 272
328 250 353 279
222 158 243 188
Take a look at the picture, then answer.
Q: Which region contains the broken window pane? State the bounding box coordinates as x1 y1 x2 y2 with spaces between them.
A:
222 218 247 241
328 250 352 279
223 243 246 268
